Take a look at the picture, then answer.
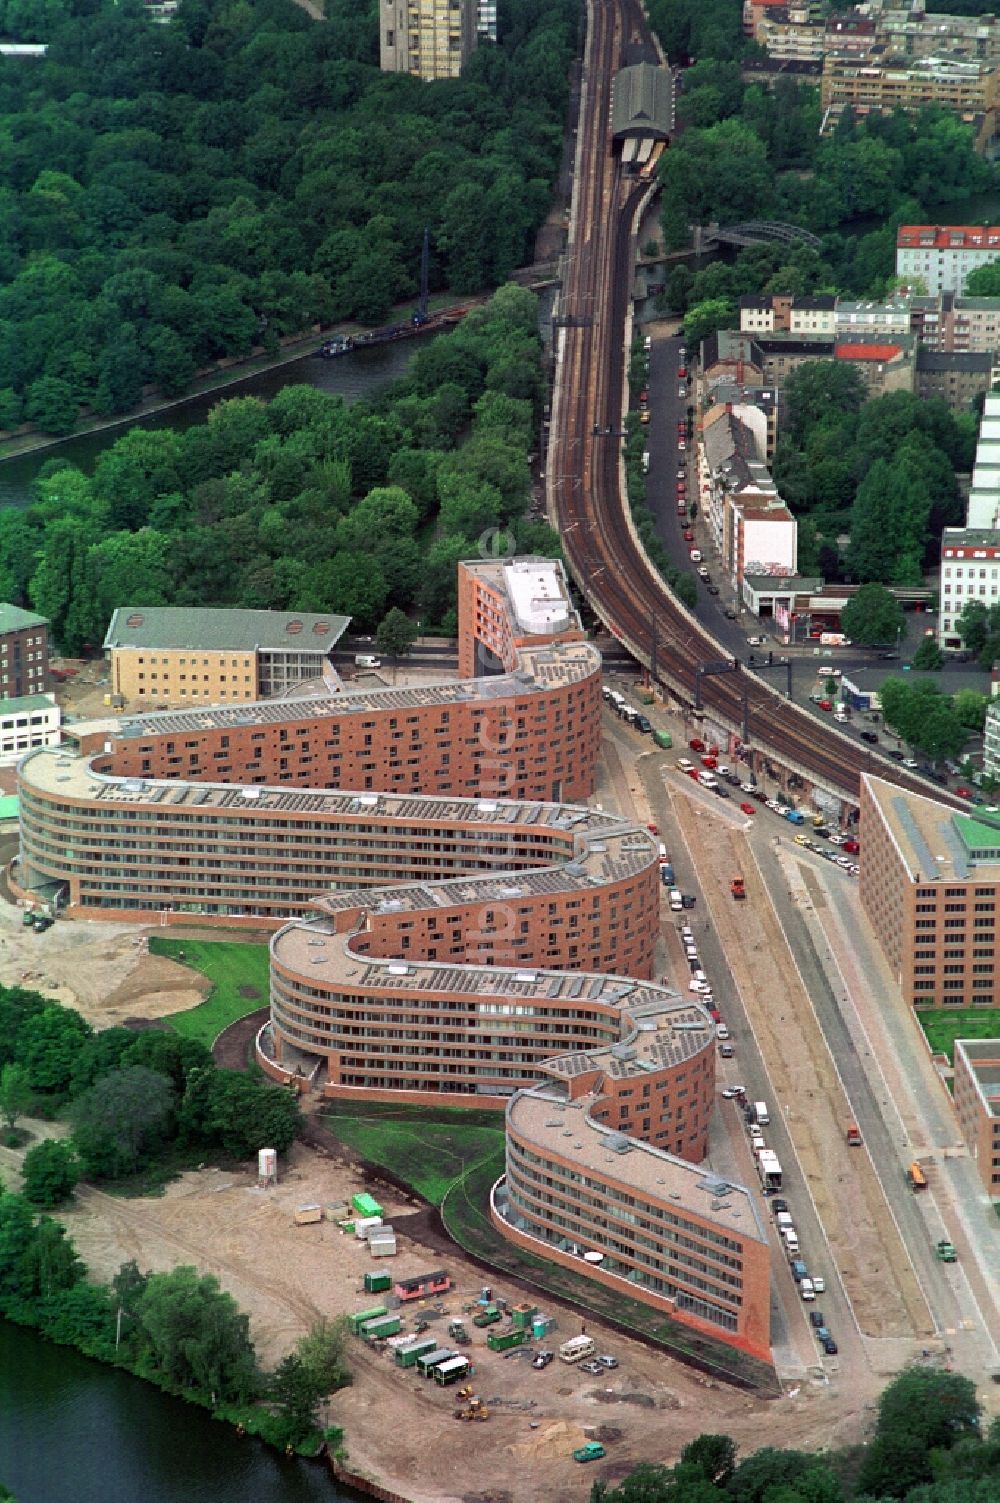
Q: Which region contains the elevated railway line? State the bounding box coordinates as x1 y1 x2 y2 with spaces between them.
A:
549 0 959 812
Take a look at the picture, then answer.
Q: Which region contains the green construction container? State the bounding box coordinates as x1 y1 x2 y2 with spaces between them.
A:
510 1303 537 1330
364 1271 393 1294
361 1313 401 1340
487 1327 526 1353
350 1304 388 1335
352 1192 384 1219
395 1336 438 1368
653 729 672 749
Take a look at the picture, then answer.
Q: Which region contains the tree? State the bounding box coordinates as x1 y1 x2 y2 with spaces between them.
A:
913 635 943 671
953 688 988 733
268 1353 322 1450
179 1069 300 1159
376 607 418 664
680 1433 736 1485
24 376 77 436
682 298 737 347
135 1265 258 1404
841 583 905 647
69 1065 176 1180
0 1064 32 1135
21 1139 79 1208
15 1005 92 1098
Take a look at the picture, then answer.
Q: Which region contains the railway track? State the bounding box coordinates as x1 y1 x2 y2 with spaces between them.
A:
550 0 960 812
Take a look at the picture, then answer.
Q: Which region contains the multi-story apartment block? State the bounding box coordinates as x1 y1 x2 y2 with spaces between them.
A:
493 1003 772 1361
104 607 350 708
897 225 1000 295
953 1039 1000 1198
0 605 49 699
18 552 776 1362
0 694 60 767
700 331 765 387
380 0 477 80
964 391 1000 529
821 52 1000 144
834 337 916 394
985 698 1000 780
757 7 826 62
916 349 998 410
834 297 913 339
700 406 797 592
739 294 836 337
860 773 1000 1010
939 530 1000 649
705 379 781 460
875 6 1000 67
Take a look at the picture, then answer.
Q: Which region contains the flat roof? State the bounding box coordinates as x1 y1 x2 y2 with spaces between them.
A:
103 607 351 654
863 773 1000 882
73 638 599 743
508 1088 767 1243
0 694 56 714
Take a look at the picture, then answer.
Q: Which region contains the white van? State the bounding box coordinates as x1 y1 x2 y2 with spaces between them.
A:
783 1229 799 1254
775 1211 794 1231
697 771 719 789
355 654 381 669
799 1278 815 1301
754 1101 770 1126
658 843 668 864
669 888 683 912
642 451 650 474
677 757 694 772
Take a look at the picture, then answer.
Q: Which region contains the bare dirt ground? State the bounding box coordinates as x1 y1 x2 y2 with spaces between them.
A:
0 1124 878 1503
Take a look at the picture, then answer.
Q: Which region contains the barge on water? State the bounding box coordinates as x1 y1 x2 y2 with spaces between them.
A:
318 307 464 358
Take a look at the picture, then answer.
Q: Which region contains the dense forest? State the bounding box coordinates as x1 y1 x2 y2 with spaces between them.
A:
0 0 576 431
596 1367 999 1503
0 285 559 647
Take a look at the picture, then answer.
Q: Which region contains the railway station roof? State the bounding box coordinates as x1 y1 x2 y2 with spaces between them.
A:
610 63 674 142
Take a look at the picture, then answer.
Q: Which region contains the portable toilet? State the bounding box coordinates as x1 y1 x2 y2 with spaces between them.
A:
532 1315 549 1339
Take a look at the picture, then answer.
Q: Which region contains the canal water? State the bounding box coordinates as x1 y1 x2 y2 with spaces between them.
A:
0 1322 341 1503
0 337 424 509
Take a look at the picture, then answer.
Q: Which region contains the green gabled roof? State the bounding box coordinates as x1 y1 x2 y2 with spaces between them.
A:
610 64 674 142
0 604 47 634
104 607 351 654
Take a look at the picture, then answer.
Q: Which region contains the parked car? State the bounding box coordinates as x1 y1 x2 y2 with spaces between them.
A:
724 607 737 619
771 1198 789 1214
574 1442 606 1463
681 894 696 908
747 635 766 646
580 1360 604 1375
683 529 694 541
809 1310 825 1329
861 730 879 744
822 1336 838 1355
818 699 833 712
740 802 756 816
597 1355 618 1369
533 1350 554 1369
707 583 720 594
811 1275 826 1293
689 548 702 562
843 840 859 854
689 738 705 752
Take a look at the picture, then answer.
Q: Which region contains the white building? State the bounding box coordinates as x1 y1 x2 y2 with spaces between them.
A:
0 694 60 767
700 405 797 593
896 225 1000 296
985 699 1000 779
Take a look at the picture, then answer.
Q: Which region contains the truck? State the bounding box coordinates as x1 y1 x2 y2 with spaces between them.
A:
758 1149 782 1191
574 1443 606 1463
653 729 672 750
473 1305 502 1328
845 1122 862 1147
936 1239 957 1262
754 1100 770 1126
487 1327 526 1353
730 876 746 900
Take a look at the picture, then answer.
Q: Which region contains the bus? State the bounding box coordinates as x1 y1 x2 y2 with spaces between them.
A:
907 1161 927 1191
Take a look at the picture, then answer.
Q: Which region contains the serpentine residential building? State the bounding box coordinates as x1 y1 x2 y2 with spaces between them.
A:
15 555 771 1361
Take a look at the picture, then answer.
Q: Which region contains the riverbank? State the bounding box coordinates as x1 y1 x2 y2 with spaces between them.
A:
0 294 477 467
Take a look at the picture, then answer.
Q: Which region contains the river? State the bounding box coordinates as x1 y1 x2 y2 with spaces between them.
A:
0 1322 341 1503
0 337 425 509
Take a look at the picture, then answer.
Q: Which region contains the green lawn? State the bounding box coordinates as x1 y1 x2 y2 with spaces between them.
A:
148 937 270 1048
918 1008 1000 1063
318 1101 505 1206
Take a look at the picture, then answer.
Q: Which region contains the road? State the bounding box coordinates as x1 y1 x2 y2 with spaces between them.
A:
598 692 1000 1406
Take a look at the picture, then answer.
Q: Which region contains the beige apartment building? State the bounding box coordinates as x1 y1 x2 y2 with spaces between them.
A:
860 774 1000 1011
953 1039 1000 1198
821 50 1000 143
104 607 349 708
380 0 477 80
